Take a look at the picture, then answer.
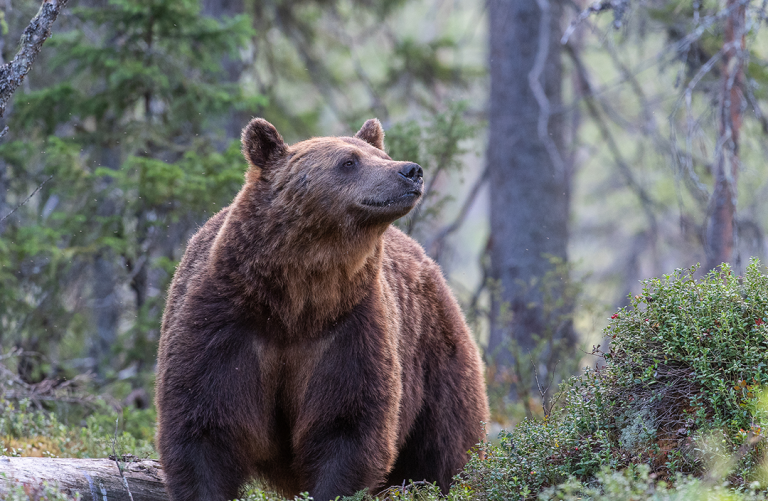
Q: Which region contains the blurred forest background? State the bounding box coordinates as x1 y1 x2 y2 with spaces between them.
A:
1 0 768 429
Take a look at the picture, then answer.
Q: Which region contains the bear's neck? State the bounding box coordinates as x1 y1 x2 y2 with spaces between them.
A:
212 185 386 338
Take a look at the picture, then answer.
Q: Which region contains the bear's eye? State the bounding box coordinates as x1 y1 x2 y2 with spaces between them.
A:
339 158 357 172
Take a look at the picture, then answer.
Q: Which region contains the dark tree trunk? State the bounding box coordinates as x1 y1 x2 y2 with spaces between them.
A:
90 145 121 376
705 0 745 272
201 0 248 141
486 0 573 375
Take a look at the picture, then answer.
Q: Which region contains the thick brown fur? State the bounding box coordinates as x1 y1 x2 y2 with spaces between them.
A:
155 118 490 501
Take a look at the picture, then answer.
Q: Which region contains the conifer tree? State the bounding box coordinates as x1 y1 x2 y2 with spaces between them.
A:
0 0 255 382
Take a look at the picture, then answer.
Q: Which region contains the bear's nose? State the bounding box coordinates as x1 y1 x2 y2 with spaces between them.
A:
399 163 423 182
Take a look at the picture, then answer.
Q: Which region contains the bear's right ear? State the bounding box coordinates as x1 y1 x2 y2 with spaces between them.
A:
241 118 287 171
355 118 385 151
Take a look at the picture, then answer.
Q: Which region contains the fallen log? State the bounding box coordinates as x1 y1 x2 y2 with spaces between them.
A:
0 456 168 501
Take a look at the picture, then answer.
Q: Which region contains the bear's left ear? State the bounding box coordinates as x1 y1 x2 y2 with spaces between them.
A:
355 118 385 151
241 118 287 171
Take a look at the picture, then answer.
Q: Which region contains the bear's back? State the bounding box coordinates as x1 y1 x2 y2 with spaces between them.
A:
160 207 230 344
380 225 458 338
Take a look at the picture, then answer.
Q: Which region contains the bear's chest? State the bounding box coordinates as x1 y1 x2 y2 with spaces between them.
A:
252 333 336 415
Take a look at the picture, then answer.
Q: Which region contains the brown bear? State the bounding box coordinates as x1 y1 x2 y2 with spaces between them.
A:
155 118 489 501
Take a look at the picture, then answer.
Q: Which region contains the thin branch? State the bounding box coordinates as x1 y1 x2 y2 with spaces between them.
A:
581 17 712 213
468 238 491 320
0 175 53 224
531 356 562 418
671 46 726 118
744 78 768 135
112 419 136 501
530 0 566 179
426 164 489 260
561 0 630 44
565 44 659 236
0 0 69 119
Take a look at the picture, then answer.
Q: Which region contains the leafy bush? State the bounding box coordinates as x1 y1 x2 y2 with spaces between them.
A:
460 259 768 499
0 398 155 459
0 480 79 501
599 260 768 479
541 465 768 501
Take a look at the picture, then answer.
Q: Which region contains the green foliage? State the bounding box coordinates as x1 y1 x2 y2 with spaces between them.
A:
459 259 768 499
541 465 768 501
458 412 615 500
387 37 472 91
17 0 255 136
0 397 155 459
245 0 481 138
0 0 256 382
386 101 478 237
600 259 768 472
0 480 79 501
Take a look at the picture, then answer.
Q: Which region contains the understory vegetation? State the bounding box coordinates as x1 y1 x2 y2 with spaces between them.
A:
3 260 768 500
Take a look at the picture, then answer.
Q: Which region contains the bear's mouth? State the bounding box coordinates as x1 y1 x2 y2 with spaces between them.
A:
361 190 422 208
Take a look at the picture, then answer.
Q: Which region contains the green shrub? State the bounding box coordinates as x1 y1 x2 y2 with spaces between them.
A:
540 465 768 501
598 259 768 479
0 479 79 501
458 405 616 500
0 398 155 459
460 259 768 499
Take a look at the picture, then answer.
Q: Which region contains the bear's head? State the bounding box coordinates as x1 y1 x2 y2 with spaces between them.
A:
241 118 423 232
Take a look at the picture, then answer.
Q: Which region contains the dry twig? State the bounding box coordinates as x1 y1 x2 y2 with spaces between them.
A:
426 165 488 261
562 0 631 44
111 419 136 501
0 348 96 408
531 356 562 418
0 175 53 224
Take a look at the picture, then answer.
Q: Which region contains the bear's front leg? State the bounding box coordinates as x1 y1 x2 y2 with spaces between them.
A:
156 334 270 501
159 426 251 501
291 316 402 501
295 422 397 501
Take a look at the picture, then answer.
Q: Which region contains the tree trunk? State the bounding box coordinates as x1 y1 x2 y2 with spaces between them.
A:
705 0 745 272
486 0 573 377
0 457 167 501
201 0 248 141
89 143 122 377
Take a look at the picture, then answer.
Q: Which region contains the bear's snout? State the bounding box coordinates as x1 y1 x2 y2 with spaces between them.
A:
398 163 423 183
